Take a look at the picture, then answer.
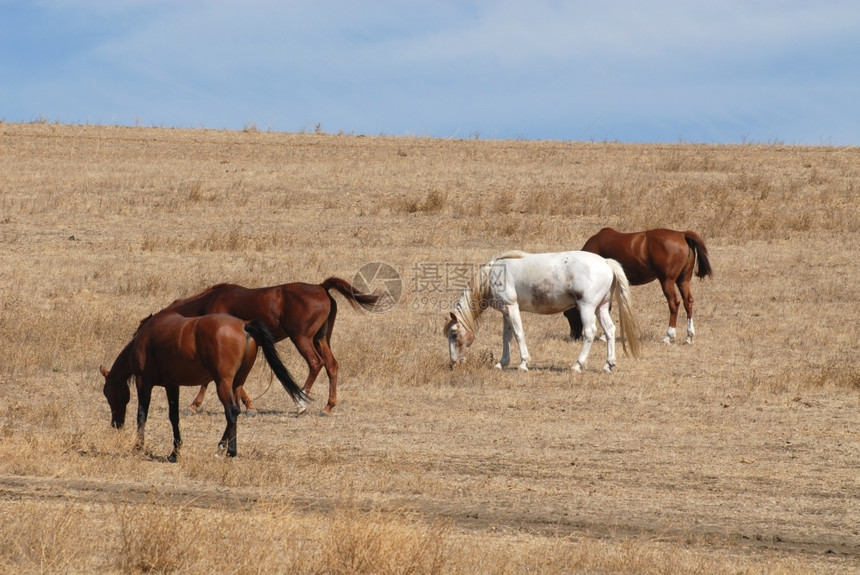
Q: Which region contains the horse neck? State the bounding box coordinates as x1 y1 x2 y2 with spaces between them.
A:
453 272 490 334
167 294 213 315
107 339 136 384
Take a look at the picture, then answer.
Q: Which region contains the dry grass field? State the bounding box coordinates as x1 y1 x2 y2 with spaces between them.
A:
0 122 857 574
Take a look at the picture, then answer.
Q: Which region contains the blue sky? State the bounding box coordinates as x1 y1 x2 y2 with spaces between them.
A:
2 1 859 144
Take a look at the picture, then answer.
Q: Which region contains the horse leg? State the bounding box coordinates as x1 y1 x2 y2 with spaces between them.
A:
563 307 583 340
596 302 617 373
315 333 340 415
235 333 258 417
184 384 208 415
293 336 324 415
135 381 152 453
215 380 240 457
495 316 513 369
166 386 182 463
505 304 530 371
218 403 241 457
678 278 695 344
573 305 597 372
660 277 682 344
238 386 256 416
318 302 338 415
186 378 251 417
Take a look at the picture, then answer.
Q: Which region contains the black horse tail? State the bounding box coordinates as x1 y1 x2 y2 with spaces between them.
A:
684 230 713 280
244 320 308 404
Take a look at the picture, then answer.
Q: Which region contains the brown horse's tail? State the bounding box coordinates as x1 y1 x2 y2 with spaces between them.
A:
683 231 713 280
605 259 642 359
244 320 308 404
321 277 383 312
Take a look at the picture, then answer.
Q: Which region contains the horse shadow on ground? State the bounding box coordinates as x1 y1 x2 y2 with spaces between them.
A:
494 362 583 373
140 450 174 463
181 407 326 418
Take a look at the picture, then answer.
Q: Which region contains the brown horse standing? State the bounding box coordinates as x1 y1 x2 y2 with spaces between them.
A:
162 277 381 415
564 228 713 344
100 312 307 460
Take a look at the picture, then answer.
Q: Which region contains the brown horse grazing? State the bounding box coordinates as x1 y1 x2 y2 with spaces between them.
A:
161 277 382 415
564 228 713 344
100 312 307 461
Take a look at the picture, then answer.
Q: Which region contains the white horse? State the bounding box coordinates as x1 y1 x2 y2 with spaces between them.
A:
443 251 641 372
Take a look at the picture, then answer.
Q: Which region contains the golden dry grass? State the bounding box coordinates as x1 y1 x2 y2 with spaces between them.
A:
0 122 858 574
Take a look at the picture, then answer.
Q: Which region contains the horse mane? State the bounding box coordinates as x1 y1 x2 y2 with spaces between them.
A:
452 251 529 333
451 277 484 335
133 314 154 336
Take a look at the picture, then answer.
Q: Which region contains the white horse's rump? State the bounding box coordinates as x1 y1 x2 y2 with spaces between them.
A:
444 251 640 372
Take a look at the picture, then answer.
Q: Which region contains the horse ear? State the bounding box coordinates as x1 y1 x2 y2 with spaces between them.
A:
449 312 457 322
99 365 109 378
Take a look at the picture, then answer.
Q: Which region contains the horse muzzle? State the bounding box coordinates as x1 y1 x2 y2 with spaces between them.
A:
110 412 126 429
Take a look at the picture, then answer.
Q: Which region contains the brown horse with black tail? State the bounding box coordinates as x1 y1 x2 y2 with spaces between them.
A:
100 313 307 461
564 228 713 344
161 277 382 415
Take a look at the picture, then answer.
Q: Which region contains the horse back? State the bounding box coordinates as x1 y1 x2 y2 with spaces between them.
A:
195 281 332 339
166 283 286 337
582 228 657 285
277 282 334 328
163 281 334 341
192 314 257 371
503 251 612 314
645 229 711 281
166 284 251 315
135 312 251 387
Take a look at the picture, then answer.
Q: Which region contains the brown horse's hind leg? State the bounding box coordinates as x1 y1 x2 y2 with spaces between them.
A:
316 307 339 415
237 387 255 415
293 335 324 415
184 383 255 415
677 279 695 344
677 249 697 344
218 403 241 457
184 384 208 415
660 277 682 344
679 245 698 344
315 333 339 415
215 379 241 457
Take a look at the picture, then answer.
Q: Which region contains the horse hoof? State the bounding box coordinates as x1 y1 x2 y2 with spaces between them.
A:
662 336 674 344
517 365 529 372
182 407 197 416
168 453 178 463
296 406 307 416
572 363 583 373
493 363 503 370
603 363 615 374
244 409 258 418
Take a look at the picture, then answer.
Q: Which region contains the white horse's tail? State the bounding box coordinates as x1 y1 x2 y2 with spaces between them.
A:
606 258 641 358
